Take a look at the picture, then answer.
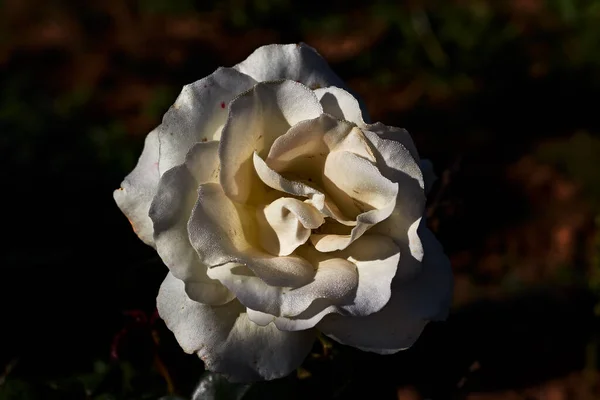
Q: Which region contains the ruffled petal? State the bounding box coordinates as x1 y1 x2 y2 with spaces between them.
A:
233 43 371 121
157 273 316 382
158 67 256 175
256 197 324 256
322 150 397 217
114 130 160 247
314 87 366 127
365 122 420 165
272 235 400 331
316 224 453 354
207 257 358 323
187 183 315 287
279 258 358 317
265 114 375 178
310 151 398 252
206 263 284 316
219 80 323 204
149 141 233 305
253 153 352 225
363 129 426 280
233 43 347 91
256 148 395 253
246 308 276 326
335 235 400 316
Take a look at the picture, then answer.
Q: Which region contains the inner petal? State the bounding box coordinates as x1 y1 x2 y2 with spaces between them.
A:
254 148 398 254
253 152 355 226
219 81 323 204
188 183 315 288
256 197 324 256
266 114 376 184
307 151 399 252
323 151 398 219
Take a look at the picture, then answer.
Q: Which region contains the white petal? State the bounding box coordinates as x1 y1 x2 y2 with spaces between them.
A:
273 306 338 332
256 198 324 256
246 308 275 326
157 273 316 382
273 235 400 331
363 129 426 280
158 67 256 175
314 87 366 127
336 235 400 316
219 81 323 204
323 150 397 215
207 257 358 323
206 263 283 316
253 153 353 225
366 122 420 165
317 224 453 354
149 142 233 305
253 152 323 199
308 203 395 252
309 151 398 252
280 258 358 317
114 129 160 247
233 43 347 91
208 234 400 330
265 114 375 177
233 43 371 122
188 183 315 288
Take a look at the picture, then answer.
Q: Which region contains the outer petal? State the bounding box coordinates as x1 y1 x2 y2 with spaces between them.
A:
233 43 347 91
149 142 233 305
207 259 357 320
158 67 256 175
366 122 420 165
335 235 401 317
187 183 315 288
272 235 400 331
278 258 358 317
157 273 316 382
314 87 366 127
114 129 160 247
206 263 284 317
219 81 323 204
363 129 426 280
233 43 371 123
316 225 453 354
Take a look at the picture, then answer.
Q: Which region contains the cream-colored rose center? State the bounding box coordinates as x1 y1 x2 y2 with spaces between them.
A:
251 117 399 257
256 197 324 256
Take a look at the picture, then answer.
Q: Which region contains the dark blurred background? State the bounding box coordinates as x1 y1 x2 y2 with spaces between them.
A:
2 0 600 399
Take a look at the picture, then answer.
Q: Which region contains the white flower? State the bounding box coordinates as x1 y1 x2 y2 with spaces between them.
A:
114 43 453 382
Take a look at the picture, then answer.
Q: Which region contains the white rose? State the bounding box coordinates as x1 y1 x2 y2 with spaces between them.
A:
114 43 453 382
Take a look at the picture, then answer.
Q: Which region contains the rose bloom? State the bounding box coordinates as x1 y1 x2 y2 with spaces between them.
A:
114 43 452 382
